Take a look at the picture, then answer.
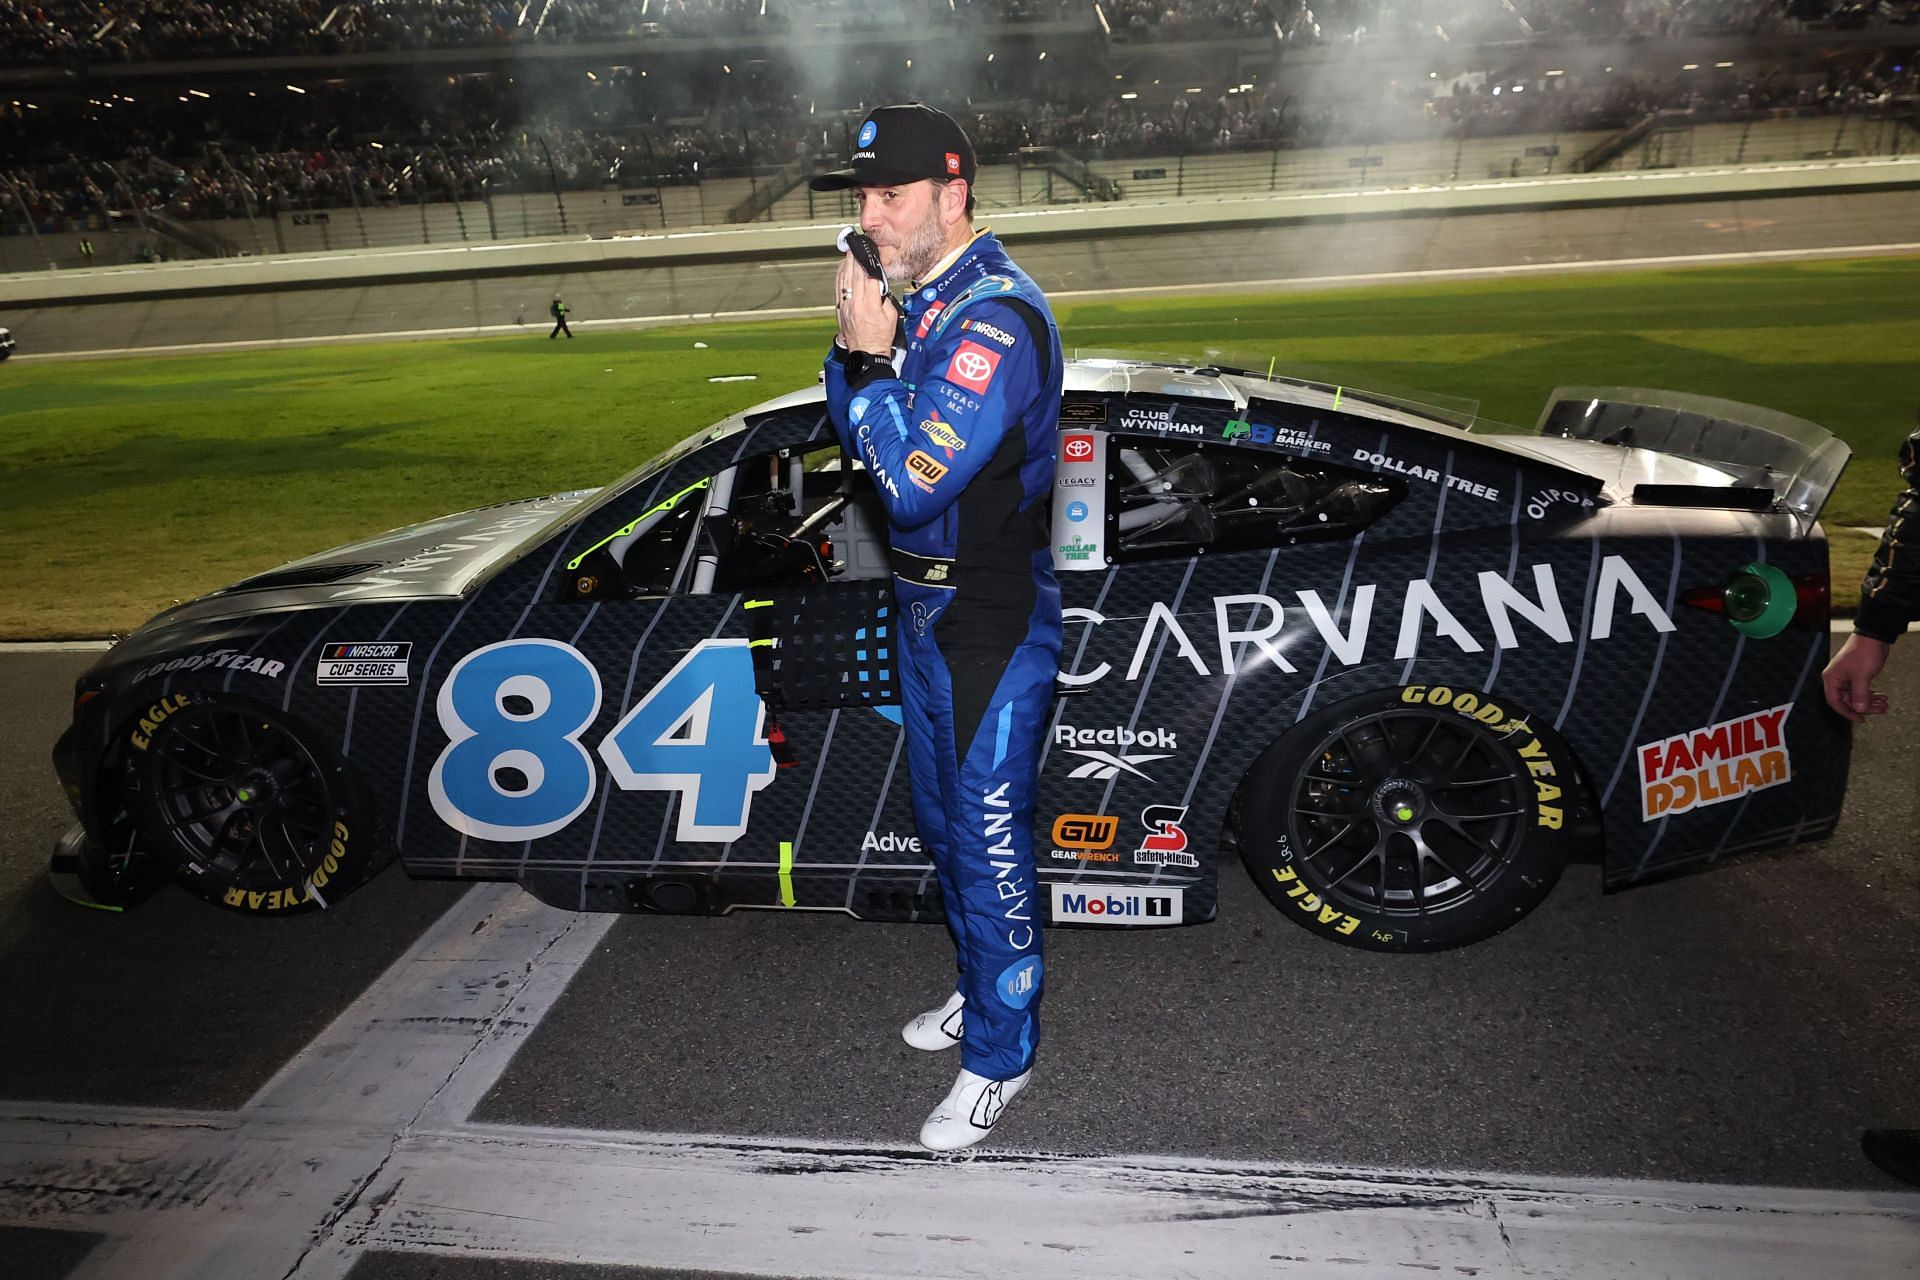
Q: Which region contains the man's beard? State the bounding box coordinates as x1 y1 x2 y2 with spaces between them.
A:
887 198 949 284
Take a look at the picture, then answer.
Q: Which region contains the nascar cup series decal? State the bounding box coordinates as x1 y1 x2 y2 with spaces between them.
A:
1638 704 1792 821
316 642 412 686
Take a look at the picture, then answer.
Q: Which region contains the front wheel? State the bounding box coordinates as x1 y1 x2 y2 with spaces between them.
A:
1237 685 1576 952
120 694 390 914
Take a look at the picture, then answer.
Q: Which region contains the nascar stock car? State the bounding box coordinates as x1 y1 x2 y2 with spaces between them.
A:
50 359 1853 951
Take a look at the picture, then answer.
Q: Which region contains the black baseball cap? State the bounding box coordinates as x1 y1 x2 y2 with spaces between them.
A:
809 104 977 191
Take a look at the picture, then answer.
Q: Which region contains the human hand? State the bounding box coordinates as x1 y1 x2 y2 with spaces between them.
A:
1822 632 1893 723
834 252 895 358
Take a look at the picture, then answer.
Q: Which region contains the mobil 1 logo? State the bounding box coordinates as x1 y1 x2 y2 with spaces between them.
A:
317 641 413 686
1049 884 1183 925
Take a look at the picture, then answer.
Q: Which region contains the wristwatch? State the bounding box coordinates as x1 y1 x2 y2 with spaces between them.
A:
839 346 894 384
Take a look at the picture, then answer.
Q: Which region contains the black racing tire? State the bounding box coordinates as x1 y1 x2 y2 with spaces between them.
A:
118 691 390 915
1237 684 1576 952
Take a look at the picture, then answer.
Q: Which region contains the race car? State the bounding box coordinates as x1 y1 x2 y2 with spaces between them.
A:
50 359 1853 951
0 327 14 361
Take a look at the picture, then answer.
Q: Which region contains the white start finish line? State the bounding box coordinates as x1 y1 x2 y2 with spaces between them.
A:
1 885 1917 1280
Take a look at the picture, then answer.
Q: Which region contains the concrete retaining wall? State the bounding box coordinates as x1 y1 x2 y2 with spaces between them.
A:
4 149 1916 308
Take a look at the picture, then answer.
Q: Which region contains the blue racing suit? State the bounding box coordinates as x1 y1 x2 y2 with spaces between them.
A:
823 230 1063 1081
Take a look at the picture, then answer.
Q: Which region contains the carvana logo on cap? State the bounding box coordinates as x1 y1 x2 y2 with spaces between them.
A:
858 120 878 147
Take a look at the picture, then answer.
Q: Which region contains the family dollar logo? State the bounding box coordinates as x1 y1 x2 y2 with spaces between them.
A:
1639 704 1791 821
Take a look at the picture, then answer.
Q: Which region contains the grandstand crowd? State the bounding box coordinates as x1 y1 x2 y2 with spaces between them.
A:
4 0 1915 66
5 50 1913 229
0 0 1915 235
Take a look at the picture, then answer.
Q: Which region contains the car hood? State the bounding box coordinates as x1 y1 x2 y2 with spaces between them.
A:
130 491 595 635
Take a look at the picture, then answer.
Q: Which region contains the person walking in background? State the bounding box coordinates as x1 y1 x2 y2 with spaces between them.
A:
1821 408 1920 1187
815 103 1064 1151
549 293 572 339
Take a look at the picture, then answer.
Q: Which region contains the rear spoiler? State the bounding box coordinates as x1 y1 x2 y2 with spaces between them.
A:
1535 388 1851 532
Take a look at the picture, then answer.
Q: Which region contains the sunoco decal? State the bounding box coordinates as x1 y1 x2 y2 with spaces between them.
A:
1639 704 1792 821
317 642 413 686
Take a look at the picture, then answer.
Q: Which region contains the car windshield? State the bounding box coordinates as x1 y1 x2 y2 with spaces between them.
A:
506 417 744 562
1068 347 1486 433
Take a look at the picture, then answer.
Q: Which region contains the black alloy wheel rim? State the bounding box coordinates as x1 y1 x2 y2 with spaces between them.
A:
147 705 335 888
1287 708 1530 920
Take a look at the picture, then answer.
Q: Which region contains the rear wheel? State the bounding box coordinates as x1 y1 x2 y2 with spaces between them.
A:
1238 686 1574 952
120 694 388 914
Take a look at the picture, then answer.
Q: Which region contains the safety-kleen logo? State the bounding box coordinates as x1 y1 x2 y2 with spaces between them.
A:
1050 813 1118 850
1638 704 1791 821
905 451 949 491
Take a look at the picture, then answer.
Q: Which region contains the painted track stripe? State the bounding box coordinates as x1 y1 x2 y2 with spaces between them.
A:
4 853 1918 1278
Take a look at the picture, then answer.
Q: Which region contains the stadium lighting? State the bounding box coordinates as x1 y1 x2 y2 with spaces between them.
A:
586 71 597 80
1492 86 1501 95
1512 85 1524 92
286 84 306 94
177 95 189 102
1038 51 1047 60
188 89 210 98
1185 87 1202 93
1683 63 1699 70
1716 61 1734 68
723 64 732 73
1546 69 1563 76
906 59 912 68
1121 92 1137 100
986 52 994 62
369 141 384 149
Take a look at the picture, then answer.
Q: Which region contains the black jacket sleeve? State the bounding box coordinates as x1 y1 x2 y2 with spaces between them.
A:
1855 422 1920 643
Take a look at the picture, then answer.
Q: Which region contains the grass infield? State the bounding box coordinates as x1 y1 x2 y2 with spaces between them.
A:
3 253 1914 639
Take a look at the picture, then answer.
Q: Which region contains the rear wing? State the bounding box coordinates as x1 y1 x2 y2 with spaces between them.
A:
1536 388 1851 532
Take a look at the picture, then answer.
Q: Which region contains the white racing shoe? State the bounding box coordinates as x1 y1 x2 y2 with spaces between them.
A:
918 1067 1032 1152
902 991 965 1051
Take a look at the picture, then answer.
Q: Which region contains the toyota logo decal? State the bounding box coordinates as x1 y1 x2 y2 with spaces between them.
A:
953 351 992 381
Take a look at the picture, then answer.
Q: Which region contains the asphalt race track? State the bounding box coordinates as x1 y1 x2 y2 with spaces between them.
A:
8 188 1920 358
3 631 1920 1278
4 196 1920 1277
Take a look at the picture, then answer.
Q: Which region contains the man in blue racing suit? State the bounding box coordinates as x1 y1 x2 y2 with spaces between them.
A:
813 103 1064 1151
